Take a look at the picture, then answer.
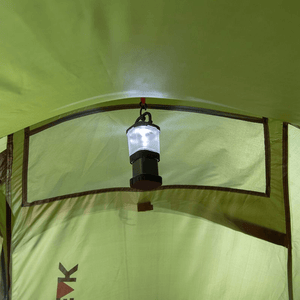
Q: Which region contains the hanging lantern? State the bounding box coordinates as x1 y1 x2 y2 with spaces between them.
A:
126 102 162 190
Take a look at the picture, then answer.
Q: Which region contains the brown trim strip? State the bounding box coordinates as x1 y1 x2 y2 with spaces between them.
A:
6 134 13 299
0 246 8 299
21 185 286 246
148 104 264 123
160 185 267 196
23 187 132 206
22 104 279 246
28 104 264 136
282 123 294 300
22 128 30 207
172 197 287 246
22 185 268 207
5 202 11 299
24 103 269 205
263 118 271 197
6 135 13 206
0 149 7 185
226 217 286 247
23 103 269 206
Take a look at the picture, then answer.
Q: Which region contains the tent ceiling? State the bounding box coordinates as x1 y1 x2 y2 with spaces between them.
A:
0 0 299 137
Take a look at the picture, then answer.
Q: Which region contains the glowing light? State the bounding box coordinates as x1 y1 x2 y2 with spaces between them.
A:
127 125 160 156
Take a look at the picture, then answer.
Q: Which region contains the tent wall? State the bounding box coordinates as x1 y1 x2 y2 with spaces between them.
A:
11 101 287 236
1 0 300 137
3 101 292 299
0 1 298 299
12 207 288 299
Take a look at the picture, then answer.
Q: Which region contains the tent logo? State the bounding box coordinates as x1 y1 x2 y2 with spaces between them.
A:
56 263 78 300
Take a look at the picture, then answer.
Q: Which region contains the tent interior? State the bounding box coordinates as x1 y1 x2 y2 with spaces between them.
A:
0 1 300 299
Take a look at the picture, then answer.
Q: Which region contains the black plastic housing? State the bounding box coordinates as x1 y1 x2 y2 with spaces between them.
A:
130 150 162 191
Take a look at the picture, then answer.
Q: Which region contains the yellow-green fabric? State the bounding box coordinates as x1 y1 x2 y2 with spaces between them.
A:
0 138 6 154
288 125 300 299
0 1 298 297
12 205 288 300
0 181 7 299
11 104 286 234
0 0 300 138
7 103 290 299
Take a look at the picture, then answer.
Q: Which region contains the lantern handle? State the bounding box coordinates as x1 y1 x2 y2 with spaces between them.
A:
135 111 153 125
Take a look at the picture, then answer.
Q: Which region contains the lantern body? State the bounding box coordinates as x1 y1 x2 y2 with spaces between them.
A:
126 121 162 191
127 125 160 156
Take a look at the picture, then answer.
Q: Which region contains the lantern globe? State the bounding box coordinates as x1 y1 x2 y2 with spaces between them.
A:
126 124 160 157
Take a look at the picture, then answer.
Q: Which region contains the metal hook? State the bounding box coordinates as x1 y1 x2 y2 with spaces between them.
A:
139 102 148 116
135 111 153 125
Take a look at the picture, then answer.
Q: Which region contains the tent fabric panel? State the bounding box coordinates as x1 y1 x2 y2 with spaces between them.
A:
0 244 7 299
11 188 287 250
0 164 10 299
8 106 286 236
11 207 288 300
288 125 300 299
0 138 7 154
28 99 263 133
6 113 289 299
29 103 265 136
1 1 300 138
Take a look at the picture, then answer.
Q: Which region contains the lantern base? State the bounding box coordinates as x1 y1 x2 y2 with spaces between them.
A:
130 174 162 191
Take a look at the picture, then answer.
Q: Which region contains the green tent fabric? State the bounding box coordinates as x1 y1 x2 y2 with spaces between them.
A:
0 1 300 299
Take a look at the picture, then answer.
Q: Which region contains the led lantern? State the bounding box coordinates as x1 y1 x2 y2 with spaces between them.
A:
126 110 162 190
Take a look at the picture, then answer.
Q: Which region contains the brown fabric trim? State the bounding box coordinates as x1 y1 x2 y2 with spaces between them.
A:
6 135 13 207
25 104 268 202
5 202 11 299
23 187 132 206
22 104 278 246
0 246 8 299
28 104 264 136
21 185 285 246
147 104 264 123
159 185 268 196
22 185 268 207
23 104 269 207
263 118 271 197
282 123 294 300
0 149 7 185
22 128 30 207
6 134 13 299
225 217 286 247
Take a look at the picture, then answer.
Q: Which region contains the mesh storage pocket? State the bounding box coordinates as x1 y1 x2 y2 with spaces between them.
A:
24 107 267 204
